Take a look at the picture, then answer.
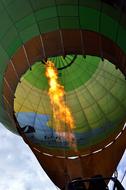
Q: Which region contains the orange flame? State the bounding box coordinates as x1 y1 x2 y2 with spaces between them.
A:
45 61 76 148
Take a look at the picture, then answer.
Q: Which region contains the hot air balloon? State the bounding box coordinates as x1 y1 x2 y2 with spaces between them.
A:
0 0 126 189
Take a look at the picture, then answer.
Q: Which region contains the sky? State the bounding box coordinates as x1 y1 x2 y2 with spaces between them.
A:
0 123 125 190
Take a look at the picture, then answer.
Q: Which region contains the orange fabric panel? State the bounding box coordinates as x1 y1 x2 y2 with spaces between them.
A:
62 30 83 54
24 36 44 63
84 30 100 56
3 97 13 114
4 62 18 92
12 47 29 78
28 129 126 189
3 78 14 105
42 30 63 57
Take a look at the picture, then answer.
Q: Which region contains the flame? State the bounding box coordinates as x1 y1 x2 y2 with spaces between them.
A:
45 61 76 148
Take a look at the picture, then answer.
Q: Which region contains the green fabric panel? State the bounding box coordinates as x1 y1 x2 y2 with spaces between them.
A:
0 46 9 74
49 55 78 69
23 62 48 90
117 26 126 52
74 111 89 128
76 89 95 108
0 76 3 96
0 10 12 40
19 23 39 43
1 120 18 134
0 26 19 54
0 107 18 134
100 12 118 41
7 38 22 57
0 107 17 134
90 118 106 130
2 0 13 6
79 0 120 21
30 0 56 10
62 56 100 91
15 14 36 31
79 6 99 32
98 94 121 114
0 2 5 12
86 80 108 100
30 0 80 11
0 86 6 124
79 0 100 7
111 78 126 103
66 95 81 112
59 17 79 29
35 7 57 21
57 5 78 17
56 0 78 5
108 106 125 123
39 17 59 33
102 3 120 21
85 103 104 124
0 108 10 122
4 0 32 22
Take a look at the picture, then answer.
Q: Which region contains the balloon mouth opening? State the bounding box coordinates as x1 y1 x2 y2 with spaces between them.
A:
13 52 126 156
42 55 77 70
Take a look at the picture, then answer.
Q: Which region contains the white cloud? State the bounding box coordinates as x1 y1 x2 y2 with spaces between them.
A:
105 150 126 189
0 123 58 190
117 150 126 189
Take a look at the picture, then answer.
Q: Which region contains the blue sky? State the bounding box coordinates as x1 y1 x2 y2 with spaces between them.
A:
0 123 125 190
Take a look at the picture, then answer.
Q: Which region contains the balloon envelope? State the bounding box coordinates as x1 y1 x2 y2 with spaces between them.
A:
0 0 126 188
